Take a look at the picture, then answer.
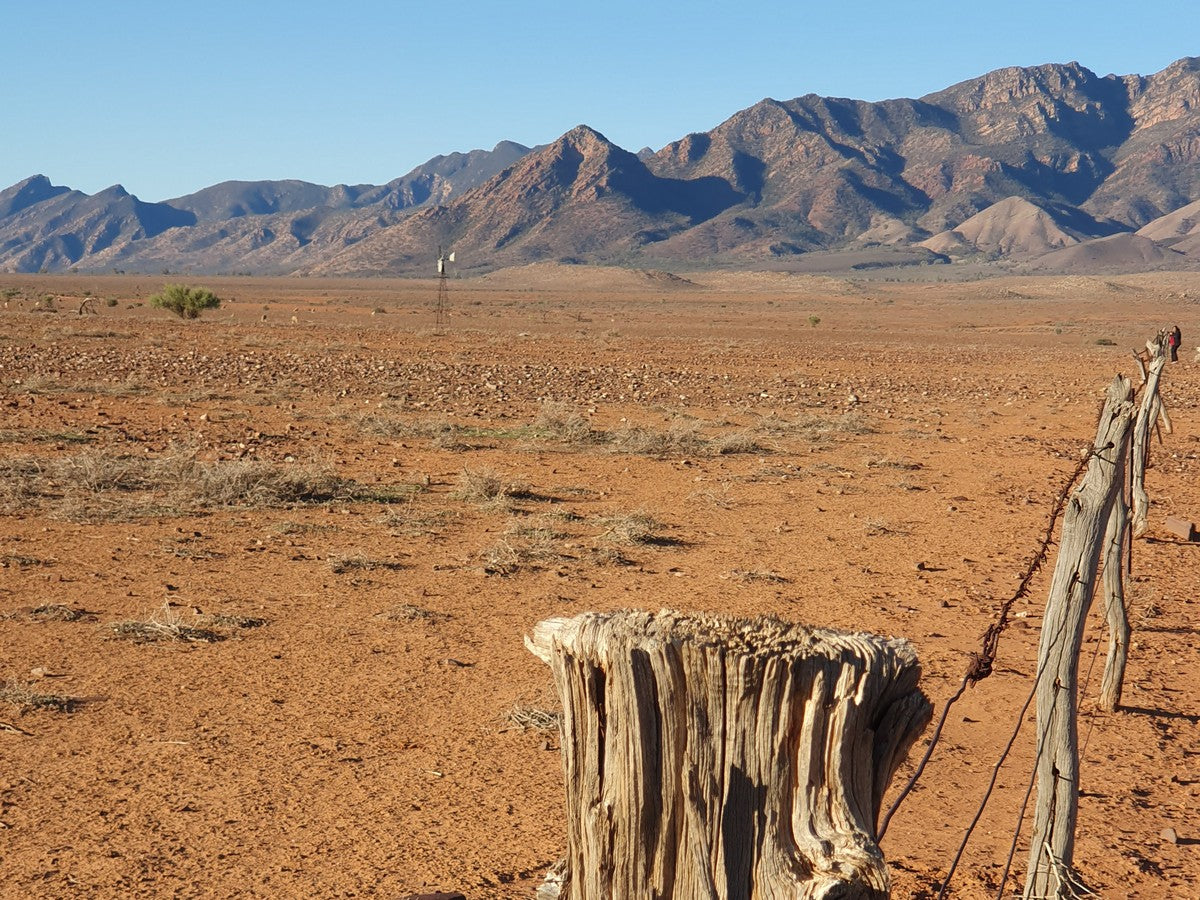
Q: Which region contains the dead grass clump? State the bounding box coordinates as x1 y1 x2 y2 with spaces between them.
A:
504 704 562 732
480 539 523 575
28 604 93 622
1 553 49 568
0 681 77 713
864 519 911 537
688 485 736 509
0 448 404 520
587 545 633 567
481 521 564 575
377 603 447 622
454 468 532 508
866 457 922 471
599 510 667 546
108 604 224 644
707 429 770 456
727 568 789 583
272 521 338 536
383 502 458 536
777 412 875 443
189 459 365 507
610 420 706 457
532 402 599 445
329 553 405 574
204 614 267 629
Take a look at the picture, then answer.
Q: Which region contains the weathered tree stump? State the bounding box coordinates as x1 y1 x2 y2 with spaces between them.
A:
1024 376 1135 898
526 609 932 899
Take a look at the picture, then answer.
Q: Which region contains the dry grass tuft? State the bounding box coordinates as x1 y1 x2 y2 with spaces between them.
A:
532 402 599 445
609 420 706 457
727 568 789 583
0 680 77 713
866 456 922 471
504 704 562 732
204 614 267 629
329 553 406 574
0 448 407 521
707 429 771 456
28 604 93 622
598 510 667 546
1 553 49 568
454 468 532 508
763 411 875 443
864 518 911 537
108 604 224 644
376 603 447 622
383 500 458 536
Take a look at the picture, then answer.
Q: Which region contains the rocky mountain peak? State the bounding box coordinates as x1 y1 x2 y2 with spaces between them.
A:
0 174 71 219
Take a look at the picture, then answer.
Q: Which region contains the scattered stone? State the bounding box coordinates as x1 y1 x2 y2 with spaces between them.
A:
1164 516 1196 541
403 893 466 900
1161 827 1179 845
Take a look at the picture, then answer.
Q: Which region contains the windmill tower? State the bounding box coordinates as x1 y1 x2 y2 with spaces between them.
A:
435 246 455 332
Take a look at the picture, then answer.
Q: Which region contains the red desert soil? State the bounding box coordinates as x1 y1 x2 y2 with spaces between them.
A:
0 270 1197 898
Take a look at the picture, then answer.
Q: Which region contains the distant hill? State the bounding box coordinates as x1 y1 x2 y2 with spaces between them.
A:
4 59 1200 275
920 196 1123 258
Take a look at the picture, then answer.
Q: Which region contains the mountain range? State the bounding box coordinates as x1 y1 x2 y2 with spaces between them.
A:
5 57 1200 276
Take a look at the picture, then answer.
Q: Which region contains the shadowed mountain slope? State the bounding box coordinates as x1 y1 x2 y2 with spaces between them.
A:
304 126 743 275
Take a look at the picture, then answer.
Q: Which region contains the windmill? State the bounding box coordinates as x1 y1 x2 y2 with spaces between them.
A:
435 246 455 331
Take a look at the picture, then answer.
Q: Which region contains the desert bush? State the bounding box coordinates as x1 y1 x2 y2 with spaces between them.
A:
149 284 222 319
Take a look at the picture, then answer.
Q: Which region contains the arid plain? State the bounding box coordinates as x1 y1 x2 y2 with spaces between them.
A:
1 268 1198 898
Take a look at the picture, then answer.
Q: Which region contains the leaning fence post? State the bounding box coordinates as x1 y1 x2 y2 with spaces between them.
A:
1130 352 1168 538
1023 376 1135 898
1098 473 1131 714
527 609 932 899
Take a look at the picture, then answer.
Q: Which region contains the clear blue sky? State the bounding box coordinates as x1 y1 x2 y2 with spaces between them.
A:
5 0 1197 201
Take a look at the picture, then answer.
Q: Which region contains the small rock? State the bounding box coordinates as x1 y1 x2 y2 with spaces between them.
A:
915 561 927 571
1161 827 1179 844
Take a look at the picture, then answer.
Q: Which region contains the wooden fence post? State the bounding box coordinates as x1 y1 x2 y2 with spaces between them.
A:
1098 476 1130 714
1024 376 1135 898
1103 329 1173 712
527 609 932 900
1130 352 1168 539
